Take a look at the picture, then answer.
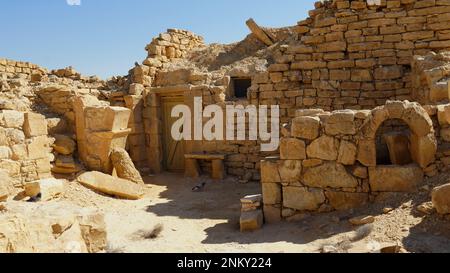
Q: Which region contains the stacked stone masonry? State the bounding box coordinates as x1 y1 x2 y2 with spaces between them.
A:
261 99 450 221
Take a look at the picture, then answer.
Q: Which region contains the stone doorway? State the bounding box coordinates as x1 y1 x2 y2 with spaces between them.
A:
161 96 185 172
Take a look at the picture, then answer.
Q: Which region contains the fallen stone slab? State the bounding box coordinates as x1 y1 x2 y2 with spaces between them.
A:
432 183 450 215
110 148 144 185
77 171 144 200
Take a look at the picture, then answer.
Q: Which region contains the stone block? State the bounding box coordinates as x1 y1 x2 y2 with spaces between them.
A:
53 135 76 156
432 183 450 215
291 116 321 140
369 164 424 192
240 210 263 232
326 191 369 211
23 112 48 138
262 183 282 205
306 136 339 161
338 140 357 165
283 186 325 211
260 158 281 183
280 138 306 160
77 171 145 200
2 110 24 129
303 162 358 189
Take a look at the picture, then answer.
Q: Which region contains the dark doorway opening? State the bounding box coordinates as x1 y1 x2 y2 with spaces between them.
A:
231 78 251 99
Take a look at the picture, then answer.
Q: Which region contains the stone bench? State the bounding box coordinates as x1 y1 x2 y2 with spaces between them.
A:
184 154 226 180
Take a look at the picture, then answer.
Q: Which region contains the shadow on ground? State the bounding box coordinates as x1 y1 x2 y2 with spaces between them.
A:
144 172 450 252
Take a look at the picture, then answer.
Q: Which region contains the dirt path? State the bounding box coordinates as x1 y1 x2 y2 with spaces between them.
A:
60 172 450 253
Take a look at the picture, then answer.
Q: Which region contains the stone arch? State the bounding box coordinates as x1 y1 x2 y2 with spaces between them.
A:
357 101 437 168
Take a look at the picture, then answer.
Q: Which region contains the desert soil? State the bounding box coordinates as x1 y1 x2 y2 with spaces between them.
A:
58 172 450 253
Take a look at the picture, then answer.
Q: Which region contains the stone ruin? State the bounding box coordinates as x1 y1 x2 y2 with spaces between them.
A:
3 0 450 249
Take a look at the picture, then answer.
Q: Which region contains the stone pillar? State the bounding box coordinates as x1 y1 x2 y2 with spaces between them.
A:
74 100 132 174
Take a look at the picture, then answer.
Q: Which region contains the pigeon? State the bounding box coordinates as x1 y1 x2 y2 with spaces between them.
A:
27 193 42 203
192 182 206 192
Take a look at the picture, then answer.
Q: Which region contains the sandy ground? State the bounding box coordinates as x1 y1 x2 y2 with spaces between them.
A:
58 172 450 253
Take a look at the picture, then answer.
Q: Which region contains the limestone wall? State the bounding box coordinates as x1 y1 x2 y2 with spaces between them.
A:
0 110 53 184
0 59 48 78
252 0 450 125
261 100 444 222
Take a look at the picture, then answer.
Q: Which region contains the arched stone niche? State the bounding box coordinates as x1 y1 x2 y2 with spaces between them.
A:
357 101 437 168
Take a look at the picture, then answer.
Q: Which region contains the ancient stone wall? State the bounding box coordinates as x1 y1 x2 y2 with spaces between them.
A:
261 100 444 222
0 59 48 78
252 0 450 125
0 110 53 184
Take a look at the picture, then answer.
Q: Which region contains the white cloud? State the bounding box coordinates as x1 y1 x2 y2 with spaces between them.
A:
66 0 81 6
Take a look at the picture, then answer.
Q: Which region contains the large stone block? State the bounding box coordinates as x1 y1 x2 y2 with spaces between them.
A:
27 136 51 160
2 110 24 129
325 191 369 211
279 160 302 183
280 138 306 160
338 140 357 165
260 158 281 183
410 133 437 168
325 110 356 135
262 183 282 205
77 171 145 200
303 162 358 189
23 112 48 138
432 183 450 215
263 205 282 224
369 165 424 192
291 116 320 140
283 186 325 211
306 136 339 161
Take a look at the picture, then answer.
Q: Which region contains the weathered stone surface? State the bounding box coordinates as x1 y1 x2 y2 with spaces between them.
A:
240 210 263 232
326 191 369 211
325 110 356 135
291 116 320 140
77 171 145 200
2 110 24 129
23 112 48 138
263 205 282 224
338 140 357 165
262 183 282 205
53 135 76 155
369 165 424 192
280 138 306 160
111 148 144 185
283 186 325 211
278 160 302 183
432 183 450 215
0 170 12 202
410 133 437 168
260 158 281 183
306 136 339 161
303 162 358 189
0 202 107 253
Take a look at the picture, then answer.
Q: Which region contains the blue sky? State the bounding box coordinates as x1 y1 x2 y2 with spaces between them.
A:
0 0 316 78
